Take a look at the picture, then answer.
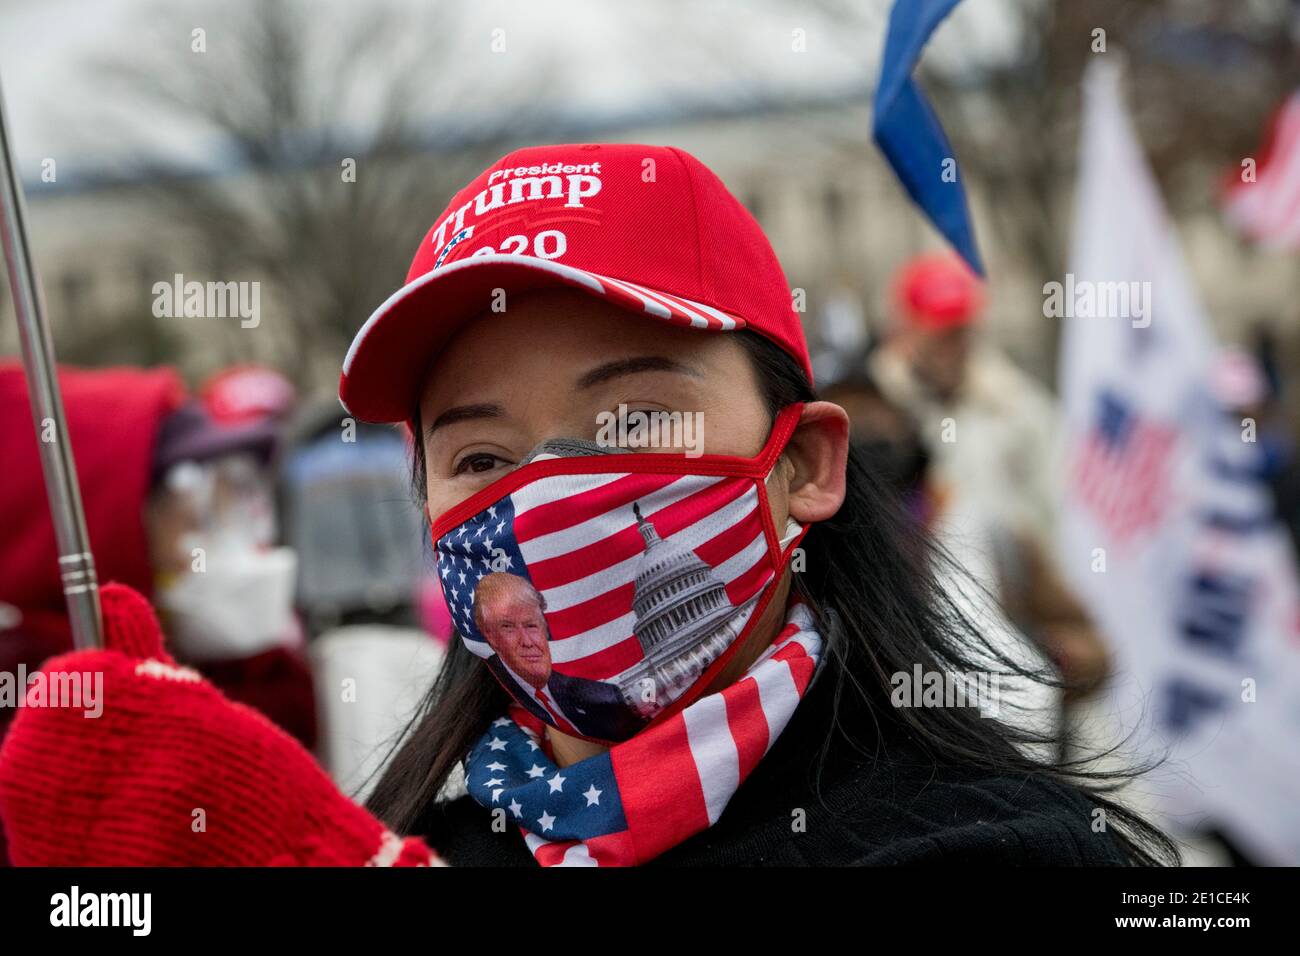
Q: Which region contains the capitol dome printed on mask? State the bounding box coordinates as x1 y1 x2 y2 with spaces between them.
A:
614 503 758 718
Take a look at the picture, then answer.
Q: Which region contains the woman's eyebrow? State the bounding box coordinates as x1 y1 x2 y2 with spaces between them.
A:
575 356 701 391
425 402 503 439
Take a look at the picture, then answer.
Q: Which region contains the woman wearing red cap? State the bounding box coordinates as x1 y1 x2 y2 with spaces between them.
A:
0 145 1175 866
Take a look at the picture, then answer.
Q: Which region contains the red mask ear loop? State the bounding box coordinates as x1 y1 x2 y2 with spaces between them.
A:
751 402 806 563
638 408 811 734
757 403 805 473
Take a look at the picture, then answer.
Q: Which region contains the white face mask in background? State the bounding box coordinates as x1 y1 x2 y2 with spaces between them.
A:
156 544 298 662
151 454 298 661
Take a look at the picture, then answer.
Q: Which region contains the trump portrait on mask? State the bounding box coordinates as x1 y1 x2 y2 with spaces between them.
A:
472 572 640 742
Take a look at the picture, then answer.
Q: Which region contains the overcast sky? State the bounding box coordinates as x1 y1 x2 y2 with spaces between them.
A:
0 0 1019 176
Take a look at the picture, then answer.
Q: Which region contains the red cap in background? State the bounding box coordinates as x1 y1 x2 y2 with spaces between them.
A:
200 364 296 426
893 252 986 330
153 365 296 478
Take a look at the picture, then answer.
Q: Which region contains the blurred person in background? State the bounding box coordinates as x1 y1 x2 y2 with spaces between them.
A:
870 253 1110 704
816 353 934 523
820 361 1059 759
281 400 444 800
0 361 307 858
0 361 184 751
0 362 315 747
146 364 317 749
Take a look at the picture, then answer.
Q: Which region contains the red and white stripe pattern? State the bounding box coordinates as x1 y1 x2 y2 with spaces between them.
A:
342 253 746 380
514 471 770 679
1068 414 1179 549
595 271 742 331
515 601 822 866
1223 92 1300 249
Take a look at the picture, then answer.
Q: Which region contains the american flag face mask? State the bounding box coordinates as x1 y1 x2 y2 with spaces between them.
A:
430 403 807 744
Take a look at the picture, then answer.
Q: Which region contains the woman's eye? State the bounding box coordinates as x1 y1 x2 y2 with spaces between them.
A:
453 453 507 476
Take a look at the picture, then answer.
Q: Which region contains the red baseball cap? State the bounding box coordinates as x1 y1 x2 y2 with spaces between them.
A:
153 366 296 478
201 364 296 425
339 143 810 423
893 252 985 330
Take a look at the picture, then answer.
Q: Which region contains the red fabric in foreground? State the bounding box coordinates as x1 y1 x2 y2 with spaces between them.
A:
0 361 185 613
0 584 438 867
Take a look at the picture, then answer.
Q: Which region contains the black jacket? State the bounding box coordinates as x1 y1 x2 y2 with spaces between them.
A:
422 659 1135 866
486 657 641 742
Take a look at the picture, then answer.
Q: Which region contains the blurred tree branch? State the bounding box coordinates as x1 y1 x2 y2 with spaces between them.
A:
85 0 557 384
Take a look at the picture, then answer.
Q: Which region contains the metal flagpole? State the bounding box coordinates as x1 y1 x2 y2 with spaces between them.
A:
0 73 102 649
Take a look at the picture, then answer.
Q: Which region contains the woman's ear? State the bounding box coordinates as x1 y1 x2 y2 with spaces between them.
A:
782 401 849 524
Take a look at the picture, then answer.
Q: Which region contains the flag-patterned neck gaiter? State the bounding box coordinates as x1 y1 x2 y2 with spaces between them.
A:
463 601 823 866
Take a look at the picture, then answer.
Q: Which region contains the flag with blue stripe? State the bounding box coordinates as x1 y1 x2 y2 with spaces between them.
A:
873 0 985 275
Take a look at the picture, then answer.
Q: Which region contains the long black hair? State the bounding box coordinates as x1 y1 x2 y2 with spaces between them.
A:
365 330 1179 865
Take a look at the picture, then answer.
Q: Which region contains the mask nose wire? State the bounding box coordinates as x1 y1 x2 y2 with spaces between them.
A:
519 436 621 465
518 432 802 546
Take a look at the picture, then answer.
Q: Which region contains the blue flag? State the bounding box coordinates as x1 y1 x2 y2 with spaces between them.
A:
873 0 984 275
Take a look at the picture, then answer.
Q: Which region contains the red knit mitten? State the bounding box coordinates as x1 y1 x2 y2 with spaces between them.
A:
0 584 441 866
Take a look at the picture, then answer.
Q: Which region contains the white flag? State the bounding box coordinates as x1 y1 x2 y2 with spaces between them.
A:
1057 60 1300 864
